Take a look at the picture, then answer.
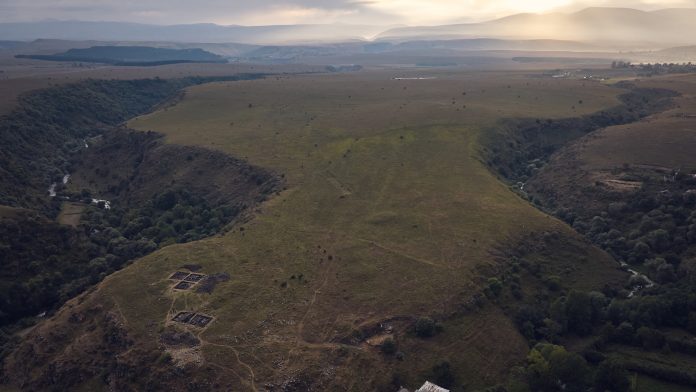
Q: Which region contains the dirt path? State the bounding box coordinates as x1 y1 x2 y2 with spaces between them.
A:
356 237 443 268
295 252 335 346
112 298 130 327
201 339 258 392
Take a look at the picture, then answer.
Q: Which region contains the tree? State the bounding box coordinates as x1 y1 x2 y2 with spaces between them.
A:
415 317 436 338
526 348 554 391
646 229 670 252
565 291 594 336
430 361 456 388
487 277 503 297
381 337 397 355
525 344 590 391
615 322 635 344
594 360 631 392
636 327 665 350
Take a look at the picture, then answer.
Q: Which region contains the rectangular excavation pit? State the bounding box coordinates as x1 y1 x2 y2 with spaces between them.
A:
183 273 206 283
169 271 190 280
172 311 195 323
189 314 214 327
174 281 193 290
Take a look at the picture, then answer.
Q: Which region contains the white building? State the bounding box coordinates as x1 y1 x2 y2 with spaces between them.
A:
415 381 450 392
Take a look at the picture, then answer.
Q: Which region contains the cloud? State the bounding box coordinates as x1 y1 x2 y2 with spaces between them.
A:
227 5 361 25
0 0 694 25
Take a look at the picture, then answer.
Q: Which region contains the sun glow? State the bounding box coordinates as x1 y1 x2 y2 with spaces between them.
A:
363 0 576 24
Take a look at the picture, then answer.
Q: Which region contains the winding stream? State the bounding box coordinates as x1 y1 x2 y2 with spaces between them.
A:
621 262 656 298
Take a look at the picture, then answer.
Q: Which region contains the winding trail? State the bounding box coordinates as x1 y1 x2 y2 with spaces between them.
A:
356 237 443 268
203 340 258 392
295 252 335 346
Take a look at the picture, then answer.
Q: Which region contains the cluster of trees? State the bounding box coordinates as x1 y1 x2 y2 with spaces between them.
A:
611 61 632 69
507 278 696 388
0 188 241 332
479 225 696 390
611 61 696 76
514 284 696 344
84 189 239 247
637 63 696 76
559 173 696 283
522 344 631 392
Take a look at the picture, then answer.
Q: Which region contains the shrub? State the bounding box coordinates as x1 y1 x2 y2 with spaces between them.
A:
487 277 503 297
381 337 397 355
415 317 436 338
636 327 665 350
430 361 456 388
543 275 562 291
594 360 631 392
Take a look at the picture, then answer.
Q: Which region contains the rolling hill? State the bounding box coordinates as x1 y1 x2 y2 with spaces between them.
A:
16 45 227 65
2 8 696 49
377 8 696 49
0 21 389 45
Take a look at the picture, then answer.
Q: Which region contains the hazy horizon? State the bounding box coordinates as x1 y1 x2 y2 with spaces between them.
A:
2 0 696 27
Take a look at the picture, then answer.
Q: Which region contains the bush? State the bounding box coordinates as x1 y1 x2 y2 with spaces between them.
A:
415 317 436 338
594 360 631 392
430 361 456 388
487 277 503 297
636 327 665 350
543 275 562 291
381 337 397 355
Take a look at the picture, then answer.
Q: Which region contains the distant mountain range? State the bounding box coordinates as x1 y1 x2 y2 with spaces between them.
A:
378 8 696 48
0 20 389 45
0 8 694 49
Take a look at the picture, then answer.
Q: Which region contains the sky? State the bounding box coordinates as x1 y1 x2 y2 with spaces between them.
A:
1 0 695 25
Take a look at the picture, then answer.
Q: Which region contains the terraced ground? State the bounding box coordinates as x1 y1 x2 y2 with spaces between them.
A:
3 69 629 391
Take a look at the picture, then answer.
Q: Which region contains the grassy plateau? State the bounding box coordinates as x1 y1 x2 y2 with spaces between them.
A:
6 68 630 391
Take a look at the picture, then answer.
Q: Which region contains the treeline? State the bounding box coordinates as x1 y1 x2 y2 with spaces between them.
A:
0 75 262 214
611 60 696 76
558 171 696 283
